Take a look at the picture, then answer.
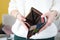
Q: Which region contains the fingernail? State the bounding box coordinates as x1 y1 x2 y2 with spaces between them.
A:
24 19 26 21
41 15 44 18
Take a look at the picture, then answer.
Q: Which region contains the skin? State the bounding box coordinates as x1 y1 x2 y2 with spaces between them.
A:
39 10 58 33
11 10 58 32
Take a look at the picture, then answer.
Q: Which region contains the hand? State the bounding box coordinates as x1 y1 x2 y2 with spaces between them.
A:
39 10 58 32
17 12 30 30
11 10 29 30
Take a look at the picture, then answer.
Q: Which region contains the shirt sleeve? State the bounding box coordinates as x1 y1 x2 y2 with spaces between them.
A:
8 0 17 15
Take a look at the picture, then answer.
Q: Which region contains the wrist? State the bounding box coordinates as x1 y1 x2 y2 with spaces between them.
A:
50 10 59 20
53 10 60 20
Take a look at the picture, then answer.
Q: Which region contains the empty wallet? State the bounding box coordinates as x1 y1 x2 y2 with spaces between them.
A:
25 7 46 39
25 7 44 28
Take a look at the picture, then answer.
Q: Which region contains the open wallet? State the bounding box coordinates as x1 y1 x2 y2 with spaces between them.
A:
25 7 46 39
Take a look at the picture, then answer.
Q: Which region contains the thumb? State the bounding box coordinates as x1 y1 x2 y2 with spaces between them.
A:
41 13 48 19
21 16 26 21
41 13 46 18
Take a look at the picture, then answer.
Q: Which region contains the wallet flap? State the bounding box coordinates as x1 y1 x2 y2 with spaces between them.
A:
25 7 42 27
25 7 46 38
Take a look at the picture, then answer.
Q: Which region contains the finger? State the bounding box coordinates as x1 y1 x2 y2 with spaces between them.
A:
41 13 48 20
38 17 52 33
38 22 49 33
22 18 26 21
21 16 26 21
43 18 52 29
41 14 46 17
38 26 47 33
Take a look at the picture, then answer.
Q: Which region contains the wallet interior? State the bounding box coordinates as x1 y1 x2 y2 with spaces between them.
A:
25 7 43 28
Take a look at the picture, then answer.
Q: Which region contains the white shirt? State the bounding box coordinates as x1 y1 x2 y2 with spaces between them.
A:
8 0 60 39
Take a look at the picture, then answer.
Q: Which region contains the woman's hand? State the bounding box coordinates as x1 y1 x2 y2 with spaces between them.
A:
17 13 29 30
11 10 26 21
11 10 29 30
39 10 58 32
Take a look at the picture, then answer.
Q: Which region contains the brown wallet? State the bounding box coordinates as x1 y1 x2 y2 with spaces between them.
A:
25 7 46 39
25 7 43 28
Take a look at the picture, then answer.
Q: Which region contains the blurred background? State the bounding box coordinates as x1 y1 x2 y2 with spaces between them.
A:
0 0 15 40
0 0 9 23
0 0 60 40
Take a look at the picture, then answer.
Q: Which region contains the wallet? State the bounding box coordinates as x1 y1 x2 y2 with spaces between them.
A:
25 7 42 28
25 7 46 39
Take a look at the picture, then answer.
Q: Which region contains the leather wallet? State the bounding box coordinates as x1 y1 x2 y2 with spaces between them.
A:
25 7 44 28
25 7 46 39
